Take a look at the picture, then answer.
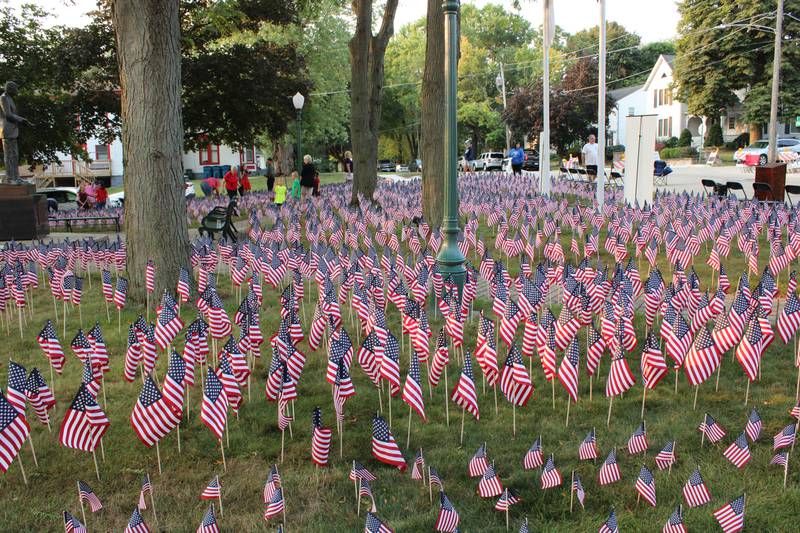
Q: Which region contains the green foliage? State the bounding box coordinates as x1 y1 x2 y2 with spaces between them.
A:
678 128 693 147
705 123 724 147
725 132 750 150
674 0 800 125
660 146 697 159
663 136 680 148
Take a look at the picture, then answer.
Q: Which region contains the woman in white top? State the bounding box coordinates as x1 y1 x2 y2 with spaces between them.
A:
581 134 599 182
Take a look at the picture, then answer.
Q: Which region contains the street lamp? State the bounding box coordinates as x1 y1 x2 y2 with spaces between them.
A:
436 0 467 298
292 91 305 173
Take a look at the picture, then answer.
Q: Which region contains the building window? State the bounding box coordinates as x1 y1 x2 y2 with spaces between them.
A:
199 144 220 165
728 117 736 130
653 91 658 107
627 107 635 117
658 117 673 138
94 145 110 161
654 89 672 107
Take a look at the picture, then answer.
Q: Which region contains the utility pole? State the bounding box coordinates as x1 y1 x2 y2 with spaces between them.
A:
767 0 784 165
596 0 607 208
540 0 553 195
436 0 466 297
496 62 510 152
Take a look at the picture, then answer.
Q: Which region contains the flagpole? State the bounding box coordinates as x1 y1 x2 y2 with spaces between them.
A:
444 364 450 426
569 471 575 513
460 407 466 444
217 476 224 516
669 441 675 476
352 461 358 502
149 486 158 526
692 385 699 410
77 481 87 526
607 396 613 427
564 399 570 428
92 450 100 481
783 452 790 490
406 404 413 449
220 438 227 472
357 477 361 517
17 452 27 485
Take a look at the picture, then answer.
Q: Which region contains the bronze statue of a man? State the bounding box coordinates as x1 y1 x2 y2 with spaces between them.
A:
1 81 32 184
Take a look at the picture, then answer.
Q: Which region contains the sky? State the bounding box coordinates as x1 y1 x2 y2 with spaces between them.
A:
6 0 681 43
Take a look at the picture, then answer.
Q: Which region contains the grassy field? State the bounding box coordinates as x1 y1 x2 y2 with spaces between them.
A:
2 220 800 532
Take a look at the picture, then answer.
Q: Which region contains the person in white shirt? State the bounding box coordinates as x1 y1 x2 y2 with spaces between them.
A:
581 134 599 182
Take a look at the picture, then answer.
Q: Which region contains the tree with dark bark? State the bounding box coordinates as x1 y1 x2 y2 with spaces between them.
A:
111 0 191 301
348 0 399 206
421 0 445 227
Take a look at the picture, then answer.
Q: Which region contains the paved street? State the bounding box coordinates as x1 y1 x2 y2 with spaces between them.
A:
659 164 800 197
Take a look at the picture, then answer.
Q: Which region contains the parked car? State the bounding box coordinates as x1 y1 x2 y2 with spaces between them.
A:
396 164 410 172
107 180 196 208
37 187 79 211
377 159 396 172
502 149 540 172
735 138 800 166
474 151 505 171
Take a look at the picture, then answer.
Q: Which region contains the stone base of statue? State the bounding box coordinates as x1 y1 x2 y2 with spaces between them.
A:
0 183 49 240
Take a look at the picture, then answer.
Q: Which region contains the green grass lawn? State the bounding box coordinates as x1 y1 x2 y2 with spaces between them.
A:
3 223 800 531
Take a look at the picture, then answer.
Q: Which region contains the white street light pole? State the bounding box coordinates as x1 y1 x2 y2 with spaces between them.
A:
768 0 784 165
540 0 553 195
596 0 607 208
496 63 510 152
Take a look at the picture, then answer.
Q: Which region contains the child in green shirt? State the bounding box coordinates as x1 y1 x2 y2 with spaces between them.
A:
290 171 301 199
273 176 287 206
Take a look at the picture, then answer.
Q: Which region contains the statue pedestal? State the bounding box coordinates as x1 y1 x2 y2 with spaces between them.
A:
0 184 50 240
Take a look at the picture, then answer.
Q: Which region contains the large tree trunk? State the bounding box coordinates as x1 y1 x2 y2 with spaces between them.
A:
421 0 445 227
112 0 190 302
748 123 762 145
349 0 398 207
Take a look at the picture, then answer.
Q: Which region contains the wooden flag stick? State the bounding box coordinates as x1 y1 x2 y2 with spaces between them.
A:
176 424 181 454
569 471 575 513
388 394 392 429
641 387 648 418
715 357 723 392
27 434 38 467
17 306 23 339
217 477 224 516
783 452 790 490
280 428 285 463
92 450 100 481
406 404 413 450
377 382 383 413
155 442 162 475
607 396 614 427
693 386 699 411
220 438 227 472
149 488 158 525
428 465 433 502
565 400 570 428
505 490 509 531
17 452 27 485
444 365 450 426
357 478 361 517
460 407 466 445
551 379 555 410
669 441 676 476
744 379 751 405
674 369 679 394
353 461 358 501
589 374 593 403
117 307 121 333
426 361 433 400
493 385 498 416
513 403 517 435
78 481 87 526
339 418 344 459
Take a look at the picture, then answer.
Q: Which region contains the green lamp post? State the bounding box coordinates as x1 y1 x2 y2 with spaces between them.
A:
436 0 467 297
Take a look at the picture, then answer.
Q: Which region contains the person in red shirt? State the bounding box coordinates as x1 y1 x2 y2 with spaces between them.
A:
201 176 220 196
238 169 251 196
94 181 108 209
223 167 239 200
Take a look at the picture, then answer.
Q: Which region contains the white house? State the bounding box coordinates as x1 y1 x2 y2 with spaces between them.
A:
607 54 800 150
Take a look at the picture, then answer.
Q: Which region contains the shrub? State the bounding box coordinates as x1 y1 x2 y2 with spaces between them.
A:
725 132 749 150
609 144 625 152
663 136 680 148
678 128 693 147
705 123 724 147
660 146 697 159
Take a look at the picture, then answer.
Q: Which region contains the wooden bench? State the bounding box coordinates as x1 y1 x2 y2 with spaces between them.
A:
48 214 121 232
198 200 238 241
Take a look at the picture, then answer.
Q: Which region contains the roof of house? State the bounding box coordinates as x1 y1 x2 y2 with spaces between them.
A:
643 54 675 91
609 84 644 101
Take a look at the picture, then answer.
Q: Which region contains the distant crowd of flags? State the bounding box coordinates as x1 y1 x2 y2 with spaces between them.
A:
3 174 800 530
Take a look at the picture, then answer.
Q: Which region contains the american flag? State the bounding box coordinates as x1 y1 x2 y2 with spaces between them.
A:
311 406 332 467
402 351 427 421
699 413 726 443
78 480 103 512
124 507 150 533
745 408 762 442
197 504 219 533
557 338 580 403
713 495 745 533
350 460 377 482
410 448 425 481
477 462 503 498
735 317 762 381
162 350 186 415
579 428 598 460
59 384 109 452
26 367 56 426
145 260 155 294
37 320 65 372
358 477 376 511
200 475 221 499
101 269 113 302
114 277 128 309
523 436 543 469
365 511 393 533
663 504 686 533
452 350 479 420
654 440 676 470
201 369 228 441
429 466 442 488
70 330 93 363
176 267 191 303
130 375 179 448
599 447 621 485
371 414 406 471
627 421 648 455
263 487 285 520
605 346 636 397
63 510 87 533
682 468 710 508
634 465 657 506
154 300 184 350
138 473 152 509
499 343 533 406
468 442 489 477
771 451 788 466
599 508 618 533
572 471 585 508
777 291 800 343
540 454 561 489
0 392 29 473
494 487 520 511
263 464 281 503
641 332 668 389
434 490 460 532
773 424 796 450
6 360 27 417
